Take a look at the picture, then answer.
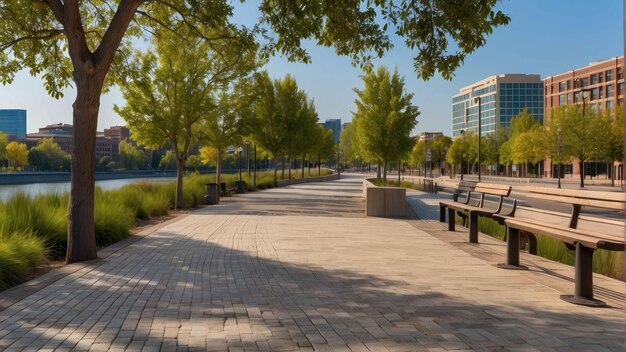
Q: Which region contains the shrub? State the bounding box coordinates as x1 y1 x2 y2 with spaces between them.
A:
0 233 46 290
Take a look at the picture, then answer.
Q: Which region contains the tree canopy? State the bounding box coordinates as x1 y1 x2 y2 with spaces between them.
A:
352 66 419 181
0 0 510 262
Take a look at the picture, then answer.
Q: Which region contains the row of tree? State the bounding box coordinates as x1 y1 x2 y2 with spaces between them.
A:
0 0 510 263
442 105 623 188
114 29 337 209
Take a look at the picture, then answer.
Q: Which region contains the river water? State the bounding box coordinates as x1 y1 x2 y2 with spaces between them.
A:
0 177 176 202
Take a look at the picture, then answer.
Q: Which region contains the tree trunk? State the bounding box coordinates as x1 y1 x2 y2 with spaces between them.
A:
318 154 321 175
288 156 292 179
281 155 285 179
308 157 311 176
216 149 222 200
301 154 305 178
579 160 585 188
175 157 184 209
273 157 278 186
382 161 387 184
376 161 381 180
66 76 100 264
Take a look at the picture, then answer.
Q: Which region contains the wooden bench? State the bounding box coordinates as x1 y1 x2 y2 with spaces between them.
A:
220 182 237 197
495 187 626 307
439 182 513 243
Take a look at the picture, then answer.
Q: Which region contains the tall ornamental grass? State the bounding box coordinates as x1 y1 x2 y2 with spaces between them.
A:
0 169 332 289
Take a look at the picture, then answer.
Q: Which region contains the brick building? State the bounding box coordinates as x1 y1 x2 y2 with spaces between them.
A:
543 56 624 179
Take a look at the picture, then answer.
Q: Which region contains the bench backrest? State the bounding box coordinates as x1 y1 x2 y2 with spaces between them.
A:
457 180 476 192
474 183 512 197
527 187 626 211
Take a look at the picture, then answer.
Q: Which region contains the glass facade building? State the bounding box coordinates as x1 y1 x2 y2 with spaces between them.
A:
0 109 27 139
451 75 543 138
324 118 342 144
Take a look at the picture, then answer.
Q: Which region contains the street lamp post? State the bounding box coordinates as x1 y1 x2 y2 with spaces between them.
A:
574 78 592 188
474 96 482 182
245 140 250 178
237 147 243 181
557 127 562 189
253 144 257 189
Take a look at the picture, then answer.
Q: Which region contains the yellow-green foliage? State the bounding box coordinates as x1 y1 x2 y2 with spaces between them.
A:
0 233 46 290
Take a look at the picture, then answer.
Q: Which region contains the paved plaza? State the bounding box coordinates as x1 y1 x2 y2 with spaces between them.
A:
0 174 624 351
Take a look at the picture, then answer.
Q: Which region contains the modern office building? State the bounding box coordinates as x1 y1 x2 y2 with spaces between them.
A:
0 109 27 139
543 56 624 179
324 118 342 144
451 74 544 138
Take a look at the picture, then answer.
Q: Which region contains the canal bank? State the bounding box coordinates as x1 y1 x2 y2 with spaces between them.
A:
0 170 185 185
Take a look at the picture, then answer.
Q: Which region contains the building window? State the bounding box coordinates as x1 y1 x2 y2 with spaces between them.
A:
618 67 623 80
558 82 565 92
591 74 597 85
607 85 613 97
566 80 571 90
599 86 603 99
590 103 596 112
567 93 572 104
599 73 603 83
606 69 614 81
607 101 613 111
619 82 624 96
591 88 597 100
581 77 589 87
559 94 565 106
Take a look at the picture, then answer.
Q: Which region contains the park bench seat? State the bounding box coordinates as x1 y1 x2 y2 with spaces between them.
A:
220 182 237 197
496 187 626 307
439 182 513 243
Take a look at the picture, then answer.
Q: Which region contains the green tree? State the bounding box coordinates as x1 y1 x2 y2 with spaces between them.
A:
447 131 475 177
159 151 177 170
119 140 144 170
603 106 623 187
97 156 114 171
352 66 419 182
499 109 542 177
185 154 202 171
28 138 66 171
6 141 28 170
409 140 426 172
0 132 7 164
549 106 610 187
430 135 452 175
115 29 255 209
0 0 508 263
482 128 508 176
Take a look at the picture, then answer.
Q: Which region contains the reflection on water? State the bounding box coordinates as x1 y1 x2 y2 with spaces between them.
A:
0 177 176 202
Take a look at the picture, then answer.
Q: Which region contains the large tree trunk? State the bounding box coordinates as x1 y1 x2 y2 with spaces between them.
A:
382 161 387 184
281 155 285 179
579 160 585 188
175 157 184 209
66 77 100 264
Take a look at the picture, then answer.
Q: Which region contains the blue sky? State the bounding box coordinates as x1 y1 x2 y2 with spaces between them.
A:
0 0 623 135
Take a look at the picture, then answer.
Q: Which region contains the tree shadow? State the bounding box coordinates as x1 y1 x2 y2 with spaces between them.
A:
1 222 624 351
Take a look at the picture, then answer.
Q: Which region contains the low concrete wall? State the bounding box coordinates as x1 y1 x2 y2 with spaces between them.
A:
276 172 339 187
363 178 407 218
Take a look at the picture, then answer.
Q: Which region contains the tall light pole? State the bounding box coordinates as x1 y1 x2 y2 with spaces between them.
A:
245 140 250 178
474 96 482 182
557 127 562 189
574 78 592 188
253 144 257 189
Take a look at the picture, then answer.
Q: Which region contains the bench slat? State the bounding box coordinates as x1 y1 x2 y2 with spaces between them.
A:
526 192 625 210
505 218 626 251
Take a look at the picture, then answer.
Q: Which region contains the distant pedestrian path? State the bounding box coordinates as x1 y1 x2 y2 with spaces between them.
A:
0 174 624 351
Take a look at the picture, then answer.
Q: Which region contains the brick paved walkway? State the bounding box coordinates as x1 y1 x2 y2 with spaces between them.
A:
0 174 624 351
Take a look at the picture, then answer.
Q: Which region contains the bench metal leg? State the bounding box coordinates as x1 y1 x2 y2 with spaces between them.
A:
497 227 527 270
561 243 606 307
527 233 537 255
447 207 455 231
439 205 446 222
468 212 478 243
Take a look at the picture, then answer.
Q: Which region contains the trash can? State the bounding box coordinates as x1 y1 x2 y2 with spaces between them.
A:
204 183 219 205
235 180 246 193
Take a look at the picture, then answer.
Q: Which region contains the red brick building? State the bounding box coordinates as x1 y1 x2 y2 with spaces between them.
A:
543 56 624 180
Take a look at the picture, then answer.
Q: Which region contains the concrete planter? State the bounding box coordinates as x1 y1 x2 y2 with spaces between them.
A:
363 178 407 218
